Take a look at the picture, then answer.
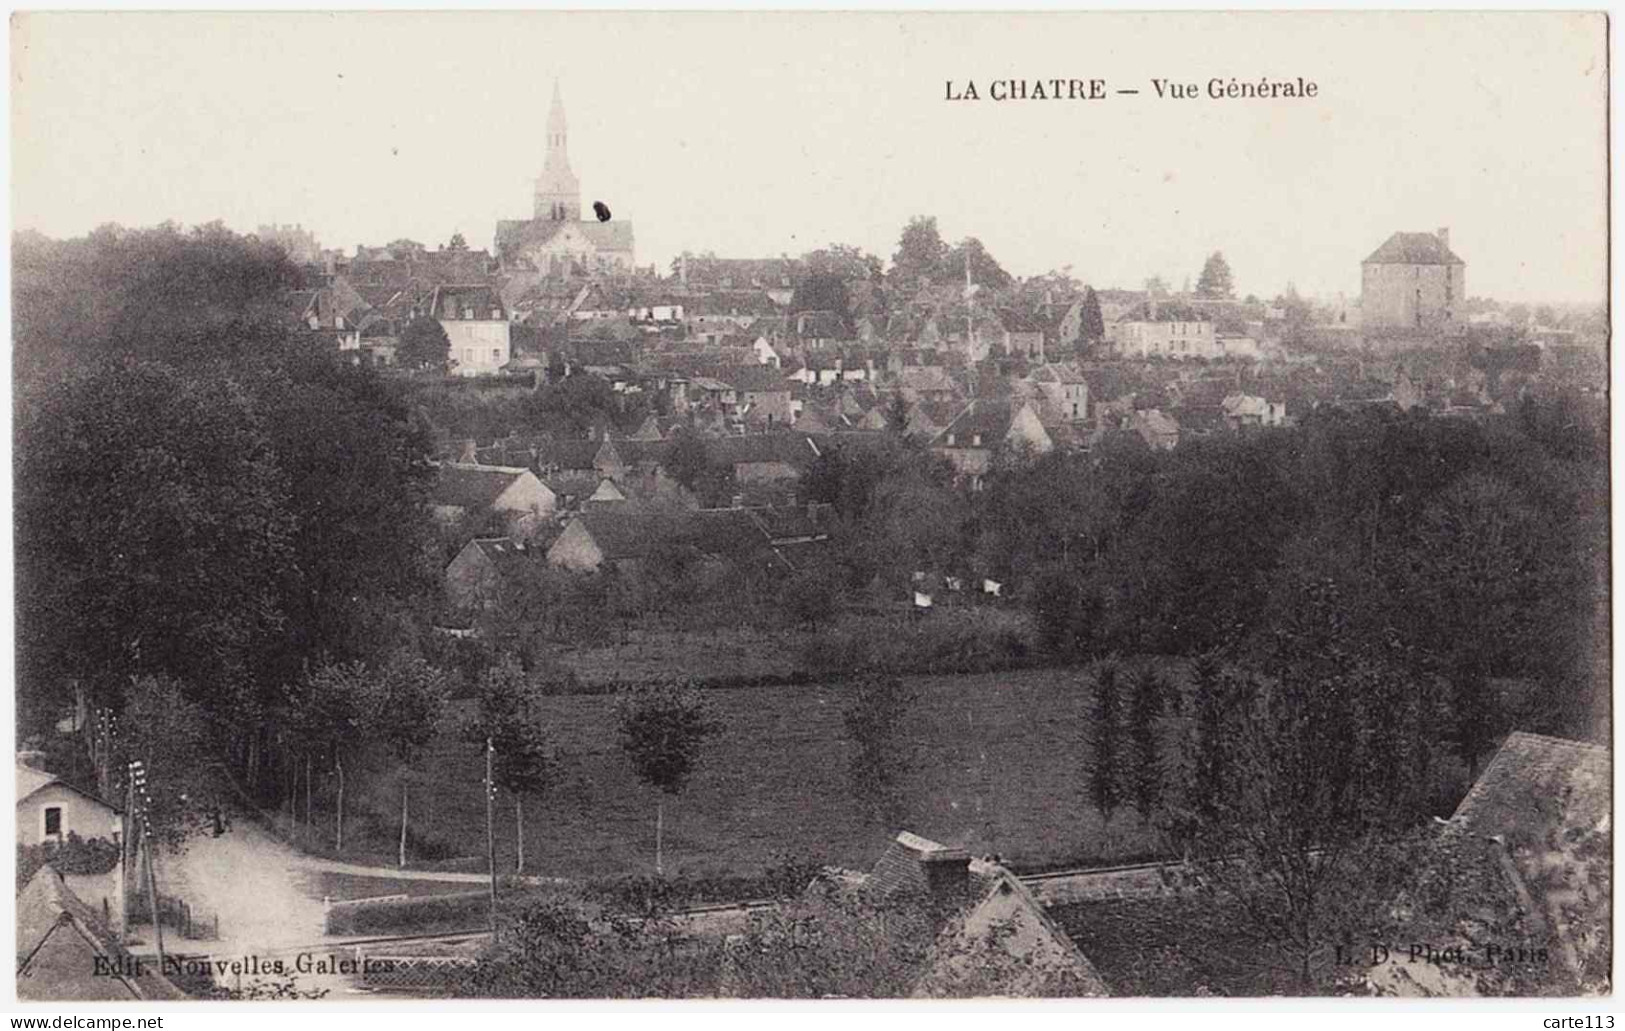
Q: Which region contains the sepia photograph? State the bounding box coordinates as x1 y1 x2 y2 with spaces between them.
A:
7 9 1612 1005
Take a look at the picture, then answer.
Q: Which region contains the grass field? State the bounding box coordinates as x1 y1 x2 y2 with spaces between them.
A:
325 663 1189 881
548 604 1033 687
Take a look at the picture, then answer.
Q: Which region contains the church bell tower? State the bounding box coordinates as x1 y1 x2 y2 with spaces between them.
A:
533 80 582 222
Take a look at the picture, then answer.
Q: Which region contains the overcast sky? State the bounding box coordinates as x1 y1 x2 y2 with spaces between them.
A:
11 11 1608 303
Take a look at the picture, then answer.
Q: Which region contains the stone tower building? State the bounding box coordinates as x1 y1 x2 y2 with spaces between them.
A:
1360 228 1466 333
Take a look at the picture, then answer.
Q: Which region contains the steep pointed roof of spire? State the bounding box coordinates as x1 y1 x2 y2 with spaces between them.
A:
548 78 567 131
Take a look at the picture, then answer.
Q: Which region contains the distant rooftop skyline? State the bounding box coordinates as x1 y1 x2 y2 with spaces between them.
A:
11 11 1607 304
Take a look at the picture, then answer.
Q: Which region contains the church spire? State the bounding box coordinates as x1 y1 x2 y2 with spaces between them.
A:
534 78 580 222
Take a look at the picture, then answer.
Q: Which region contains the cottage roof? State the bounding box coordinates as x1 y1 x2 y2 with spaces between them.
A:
429 283 506 320
710 432 822 468
533 440 603 472
679 257 800 289
725 365 794 393
16 762 121 813
466 537 538 577
1451 731 1609 840
914 860 1111 998
899 365 958 394
432 463 534 511
1363 231 1466 266
1220 393 1269 418
1134 409 1180 437
17 868 187 1001
688 291 782 317
17 762 57 804
1027 362 1089 386
996 307 1048 334
571 508 772 562
934 399 1024 446
909 399 966 432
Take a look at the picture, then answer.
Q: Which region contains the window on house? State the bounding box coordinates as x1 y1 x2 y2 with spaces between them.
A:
492 348 501 362
43 806 61 838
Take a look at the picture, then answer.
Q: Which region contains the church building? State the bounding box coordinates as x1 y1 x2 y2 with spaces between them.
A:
495 82 636 275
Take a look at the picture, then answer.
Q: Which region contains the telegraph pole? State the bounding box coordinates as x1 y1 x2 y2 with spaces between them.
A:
485 737 497 933
129 761 164 968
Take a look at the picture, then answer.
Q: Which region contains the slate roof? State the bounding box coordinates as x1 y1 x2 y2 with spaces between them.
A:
432 463 533 510
570 508 772 562
914 860 1111 998
679 257 800 289
899 365 959 394
429 284 506 320
533 440 603 472
1363 231 1466 266
1445 731 1611 991
1221 394 1269 419
996 307 1048 334
17 867 187 1001
687 291 782 317
1134 409 1180 437
497 219 635 255
710 432 822 468
934 400 1021 447
725 365 795 393
1451 732 1610 841
466 537 538 577
1028 362 1089 385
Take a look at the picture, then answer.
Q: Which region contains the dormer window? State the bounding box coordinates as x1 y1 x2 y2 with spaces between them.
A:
946 432 956 446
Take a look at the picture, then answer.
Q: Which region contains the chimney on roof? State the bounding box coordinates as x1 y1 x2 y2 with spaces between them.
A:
869 831 972 902
1437 227 1450 255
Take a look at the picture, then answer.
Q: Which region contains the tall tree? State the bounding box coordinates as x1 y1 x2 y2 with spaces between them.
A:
1087 663 1123 826
613 681 721 874
1195 251 1234 298
842 673 919 827
398 316 452 371
1079 286 1106 346
884 389 910 435
290 661 371 853
360 656 451 868
469 662 558 873
1127 666 1164 821
119 675 230 850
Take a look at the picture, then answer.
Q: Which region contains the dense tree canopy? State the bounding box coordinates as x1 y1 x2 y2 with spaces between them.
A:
13 224 441 827
16 360 294 723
